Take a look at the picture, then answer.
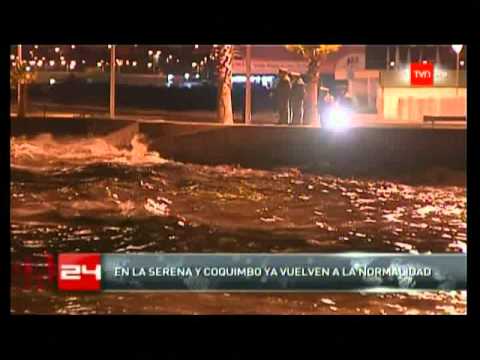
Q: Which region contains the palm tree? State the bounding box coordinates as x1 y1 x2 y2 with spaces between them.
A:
11 60 36 118
212 45 234 124
286 45 341 126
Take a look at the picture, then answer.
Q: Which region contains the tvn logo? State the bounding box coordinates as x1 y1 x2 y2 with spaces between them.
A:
410 62 434 86
58 253 102 291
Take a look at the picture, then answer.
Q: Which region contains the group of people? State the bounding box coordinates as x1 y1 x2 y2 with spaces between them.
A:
275 68 353 126
275 68 307 125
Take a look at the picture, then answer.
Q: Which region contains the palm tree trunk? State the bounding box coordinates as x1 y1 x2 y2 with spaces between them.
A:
18 83 26 118
304 61 320 126
217 76 233 124
215 45 234 124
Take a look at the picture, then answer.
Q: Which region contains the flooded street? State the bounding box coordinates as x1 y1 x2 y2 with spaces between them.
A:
10 134 467 314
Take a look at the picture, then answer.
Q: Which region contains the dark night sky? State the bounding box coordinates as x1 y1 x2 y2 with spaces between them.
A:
13 45 465 74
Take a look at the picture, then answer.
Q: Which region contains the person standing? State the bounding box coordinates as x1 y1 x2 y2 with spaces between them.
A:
320 90 335 127
275 68 291 125
290 73 306 125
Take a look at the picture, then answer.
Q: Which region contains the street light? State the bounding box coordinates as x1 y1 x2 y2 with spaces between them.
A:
110 44 116 119
244 45 252 124
17 44 24 118
452 45 463 96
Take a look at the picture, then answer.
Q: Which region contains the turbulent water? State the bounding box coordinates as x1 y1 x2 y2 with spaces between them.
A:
10 134 467 314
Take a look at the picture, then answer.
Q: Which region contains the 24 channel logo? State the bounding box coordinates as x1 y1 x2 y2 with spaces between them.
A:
58 253 102 291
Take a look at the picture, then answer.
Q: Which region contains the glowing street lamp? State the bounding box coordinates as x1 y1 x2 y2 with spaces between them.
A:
452 45 463 96
16 45 23 117
110 44 116 118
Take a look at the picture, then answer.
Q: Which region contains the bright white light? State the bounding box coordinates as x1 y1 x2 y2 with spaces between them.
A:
37 60 43 67
460 60 465 66
167 74 174 81
194 44 199 49
25 66 31 72
82 60 86 64
452 45 463 54
147 62 152 68
97 62 102 68
184 73 190 80
71 45 76 49
148 50 153 56
323 105 352 131
49 78 56 85
232 75 247 83
192 62 197 68
156 50 161 56
29 60 36 66
69 60 76 70
132 61 137 67
108 45 112 49
390 61 395 67
195 73 200 79
34 45 39 49
61 60 66 66
10 54 15 60
55 47 60 53
49 60 55 66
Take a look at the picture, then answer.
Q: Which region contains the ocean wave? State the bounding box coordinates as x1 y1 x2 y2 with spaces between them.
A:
11 133 168 169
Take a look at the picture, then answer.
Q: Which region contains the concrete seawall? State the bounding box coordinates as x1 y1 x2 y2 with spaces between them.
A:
11 116 466 177
141 123 466 175
11 117 139 149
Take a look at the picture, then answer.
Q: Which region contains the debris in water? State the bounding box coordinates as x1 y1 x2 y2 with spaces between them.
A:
260 216 284 223
144 198 170 216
